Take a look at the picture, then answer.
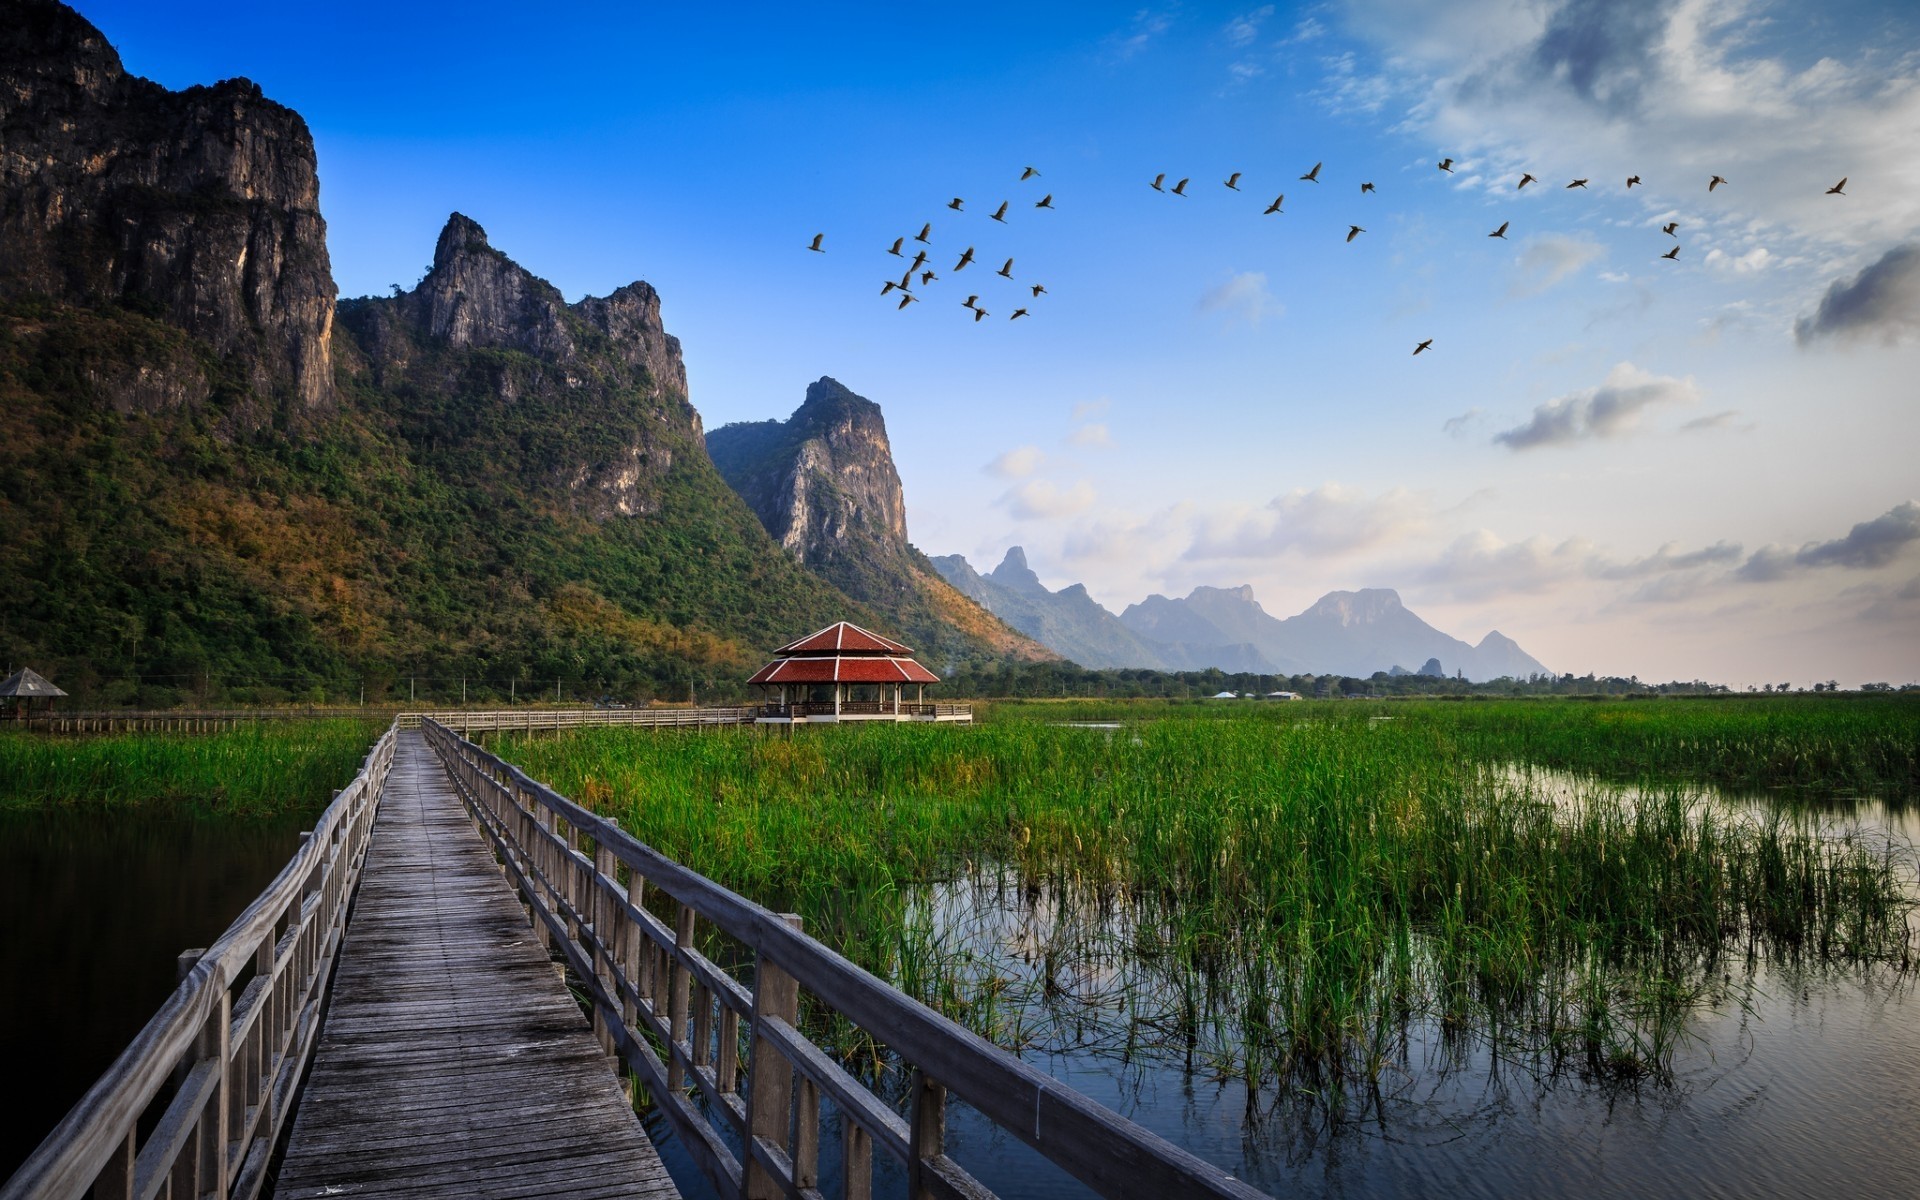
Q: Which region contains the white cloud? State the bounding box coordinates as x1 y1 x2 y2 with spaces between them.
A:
1492 361 1701 449
1185 483 1432 561
1510 235 1605 296
984 446 1045 479
1704 245 1772 274
1225 5 1274 46
1004 480 1096 521
1071 397 1110 421
1068 422 1112 448
1197 270 1283 327
1737 501 1920 580
1107 9 1173 61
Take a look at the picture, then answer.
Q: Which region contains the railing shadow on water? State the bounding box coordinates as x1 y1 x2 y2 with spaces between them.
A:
0 726 398 1200
420 718 1265 1200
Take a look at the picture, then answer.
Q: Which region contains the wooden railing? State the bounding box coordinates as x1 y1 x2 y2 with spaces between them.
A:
4 709 339 734
757 702 972 720
422 718 1266 1200
1 724 398 1200
395 706 757 733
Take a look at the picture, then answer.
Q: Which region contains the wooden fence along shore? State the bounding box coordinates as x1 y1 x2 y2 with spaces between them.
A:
3 712 1268 1200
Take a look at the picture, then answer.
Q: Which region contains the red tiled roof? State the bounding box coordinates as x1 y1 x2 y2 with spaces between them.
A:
747 656 941 685
774 621 914 656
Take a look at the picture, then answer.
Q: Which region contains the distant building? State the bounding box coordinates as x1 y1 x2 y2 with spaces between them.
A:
1210 691 1239 700
0 667 67 719
1264 691 1300 700
750 622 970 724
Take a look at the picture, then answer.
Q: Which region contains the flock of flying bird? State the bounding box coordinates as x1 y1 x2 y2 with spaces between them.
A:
808 157 1856 350
808 164 1054 322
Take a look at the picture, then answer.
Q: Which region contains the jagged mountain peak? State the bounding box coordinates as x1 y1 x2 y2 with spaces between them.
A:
1306 588 1406 625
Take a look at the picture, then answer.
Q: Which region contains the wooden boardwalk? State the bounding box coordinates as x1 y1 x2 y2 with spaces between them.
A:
273 732 679 1199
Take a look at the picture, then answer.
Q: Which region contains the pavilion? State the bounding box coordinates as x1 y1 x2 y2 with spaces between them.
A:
748 622 970 724
0 667 67 719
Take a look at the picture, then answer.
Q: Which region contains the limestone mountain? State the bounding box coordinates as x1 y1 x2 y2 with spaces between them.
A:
707 378 1051 665
0 2 1028 703
928 548 1271 672
0 0 335 426
1118 586 1551 682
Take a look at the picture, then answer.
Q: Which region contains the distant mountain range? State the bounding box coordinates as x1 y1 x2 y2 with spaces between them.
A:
931 548 1551 681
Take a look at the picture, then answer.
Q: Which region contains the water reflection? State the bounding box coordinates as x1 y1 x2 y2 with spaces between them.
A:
0 810 306 1177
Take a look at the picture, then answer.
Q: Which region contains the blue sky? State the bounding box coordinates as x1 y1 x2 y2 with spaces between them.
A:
74 0 1920 685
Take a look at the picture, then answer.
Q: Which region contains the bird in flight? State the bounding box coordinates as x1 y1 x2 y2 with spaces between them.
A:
1010 308 1029 320
1709 175 1728 191
808 233 825 252
920 270 937 285
1263 194 1285 214
1567 178 1588 189
1225 172 1242 190
955 247 975 270
1036 194 1054 209
1346 225 1365 243
898 293 919 310
1661 246 1681 260
1361 182 1376 193
997 258 1015 279
1020 166 1040 180
1151 173 1167 191
1030 284 1047 297
915 223 932 243
909 249 928 271
880 281 898 296
1661 221 1679 236
1413 338 1433 355
1171 177 1190 196
897 268 913 290
888 237 904 256
1438 157 1454 172
991 201 1009 223
962 294 979 309
1489 220 1509 239
948 197 965 210
1626 175 1642 188
1518 173 1537 189
973 307 988 323
1827 177 1848 195
1301 162 1323 182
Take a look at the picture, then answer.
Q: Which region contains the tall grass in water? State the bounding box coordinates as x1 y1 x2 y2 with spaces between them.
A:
0 719 385 817
495 703 1915 1117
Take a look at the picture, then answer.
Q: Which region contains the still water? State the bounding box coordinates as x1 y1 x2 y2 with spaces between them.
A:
4 785 1915 1198
0 810 306 1177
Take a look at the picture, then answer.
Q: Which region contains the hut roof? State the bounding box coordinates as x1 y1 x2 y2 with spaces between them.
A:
0 668 67 698
774 622 914 657
748 655 940 686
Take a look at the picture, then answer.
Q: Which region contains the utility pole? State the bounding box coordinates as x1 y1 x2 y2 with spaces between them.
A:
461 677 466 706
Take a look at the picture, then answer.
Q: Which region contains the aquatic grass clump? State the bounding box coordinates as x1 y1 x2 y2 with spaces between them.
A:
0 718 385 817
492 701 1916 1117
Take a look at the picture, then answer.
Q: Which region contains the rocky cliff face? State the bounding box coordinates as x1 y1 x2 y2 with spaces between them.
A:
338 213 698 520
0 0 335 422
708 380 1052 663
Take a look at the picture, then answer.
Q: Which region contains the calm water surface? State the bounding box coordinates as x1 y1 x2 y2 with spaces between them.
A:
0 810 306 1178
6 785 1915 1198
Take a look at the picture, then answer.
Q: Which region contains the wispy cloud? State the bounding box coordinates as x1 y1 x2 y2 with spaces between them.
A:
1442 407 1485 437
1068 422 1112 448
1794 243 1920 346
1106 9 1173 61
1071 397 1110 421
1679 409 1750 434
1224 5 1274 46
1510 235 1605 297
1197 270 1282 327
984 446 1044 479
1185 483 1432 561
1493 362 1700 450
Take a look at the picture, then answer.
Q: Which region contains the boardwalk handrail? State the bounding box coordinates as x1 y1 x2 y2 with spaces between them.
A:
1 724 399 1200
396 706 757 732
422 718 1268 1200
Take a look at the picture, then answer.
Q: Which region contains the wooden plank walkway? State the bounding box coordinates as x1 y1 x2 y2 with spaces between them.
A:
273 732 679 1199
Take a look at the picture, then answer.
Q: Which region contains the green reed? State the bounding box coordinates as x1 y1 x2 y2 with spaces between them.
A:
0 719 386 818
493 699 1916 1116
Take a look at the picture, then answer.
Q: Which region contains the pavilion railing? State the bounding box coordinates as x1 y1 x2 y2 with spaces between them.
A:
421 717 1264 1200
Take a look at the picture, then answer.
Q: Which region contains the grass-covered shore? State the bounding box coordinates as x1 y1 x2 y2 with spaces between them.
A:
490 695 1918 1107
0 718 386 817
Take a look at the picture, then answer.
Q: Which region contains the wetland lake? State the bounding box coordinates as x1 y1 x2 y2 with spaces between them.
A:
4 699 1916 1197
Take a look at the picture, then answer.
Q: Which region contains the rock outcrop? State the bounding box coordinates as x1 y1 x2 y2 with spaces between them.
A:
708 379 1052 664
338 213 698 520
0 0 335 423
